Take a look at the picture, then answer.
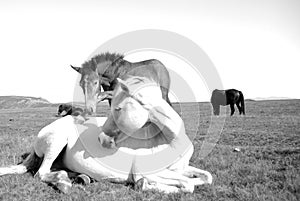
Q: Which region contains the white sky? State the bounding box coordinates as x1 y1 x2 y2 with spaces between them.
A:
0 0 299 103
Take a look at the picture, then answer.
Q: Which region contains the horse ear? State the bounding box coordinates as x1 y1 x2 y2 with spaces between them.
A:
70 65 82 74
117 78 129 93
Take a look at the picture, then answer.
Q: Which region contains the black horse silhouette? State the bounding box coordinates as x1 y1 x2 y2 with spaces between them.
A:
56 104 83 117
211 89 245 116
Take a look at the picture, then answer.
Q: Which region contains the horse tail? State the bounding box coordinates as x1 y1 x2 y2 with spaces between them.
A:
239 91 245 115
0 150 42 176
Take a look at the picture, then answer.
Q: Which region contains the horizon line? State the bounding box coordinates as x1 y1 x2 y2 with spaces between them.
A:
1 95 298 104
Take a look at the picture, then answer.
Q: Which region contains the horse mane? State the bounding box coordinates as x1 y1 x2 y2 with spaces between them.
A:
82 52 124 71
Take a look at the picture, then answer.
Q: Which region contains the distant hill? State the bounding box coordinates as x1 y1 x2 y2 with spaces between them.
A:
253 97 292 101
0 96 111 110
0 96 54 109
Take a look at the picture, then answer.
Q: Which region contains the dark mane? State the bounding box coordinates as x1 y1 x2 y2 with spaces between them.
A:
82 52 124 71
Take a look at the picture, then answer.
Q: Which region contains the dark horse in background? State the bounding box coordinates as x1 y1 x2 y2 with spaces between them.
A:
211 89 245 116
56 104 83 117
70 52 171 114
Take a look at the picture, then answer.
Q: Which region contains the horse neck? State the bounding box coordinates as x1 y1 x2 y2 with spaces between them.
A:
115 123 168 149
97 60 131 82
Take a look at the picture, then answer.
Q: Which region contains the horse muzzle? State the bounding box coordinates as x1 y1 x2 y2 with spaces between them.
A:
85 103 97 115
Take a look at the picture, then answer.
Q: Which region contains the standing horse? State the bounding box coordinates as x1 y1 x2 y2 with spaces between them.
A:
0 76 212 193
71 52 171 114
210 89 245 116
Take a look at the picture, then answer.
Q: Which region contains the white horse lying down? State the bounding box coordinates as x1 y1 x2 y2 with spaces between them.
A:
0 76 212 193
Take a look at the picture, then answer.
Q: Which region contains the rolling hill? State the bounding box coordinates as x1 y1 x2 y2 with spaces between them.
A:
0 96 54 109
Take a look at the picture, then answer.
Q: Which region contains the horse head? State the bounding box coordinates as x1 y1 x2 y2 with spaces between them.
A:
98 76 161 148
56 104 73 117
71 65 110 114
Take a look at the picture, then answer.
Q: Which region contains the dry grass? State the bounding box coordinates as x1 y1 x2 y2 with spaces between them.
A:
0 100 299 201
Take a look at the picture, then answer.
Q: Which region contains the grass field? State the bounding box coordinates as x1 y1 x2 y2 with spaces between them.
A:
0 100 299 201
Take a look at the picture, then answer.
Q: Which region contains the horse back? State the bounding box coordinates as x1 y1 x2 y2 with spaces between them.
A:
122 59 170 87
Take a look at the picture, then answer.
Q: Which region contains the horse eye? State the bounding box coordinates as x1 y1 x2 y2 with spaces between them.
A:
94 81 98 85
115 107 122 111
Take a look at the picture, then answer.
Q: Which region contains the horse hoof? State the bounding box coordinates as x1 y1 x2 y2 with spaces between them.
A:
193 172 213 185
180 181 194 193
74 174 91 185
56 182 72 194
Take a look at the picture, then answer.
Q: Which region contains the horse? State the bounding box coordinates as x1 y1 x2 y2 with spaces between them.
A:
98 75 212 192
210 89 245 116
56 104 84 117
70 52 171 114
0 76 212 194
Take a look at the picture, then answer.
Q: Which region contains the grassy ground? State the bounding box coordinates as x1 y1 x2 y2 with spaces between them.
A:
0 100 299 201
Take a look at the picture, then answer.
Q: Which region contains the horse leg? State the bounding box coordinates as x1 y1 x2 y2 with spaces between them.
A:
168 144 194 172
0 148 72 194
0 150 42 176
35 141 73 194
230 104 235 116
41 170 72 194
166 145 212 186
35 142 73 194
213 104 220 115
131 150 194 193
34 138 68 180
33 117 76 193
236 102 242 115
0 165 28 176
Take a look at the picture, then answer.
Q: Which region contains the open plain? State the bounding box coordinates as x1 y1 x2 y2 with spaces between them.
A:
0 100 299 201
